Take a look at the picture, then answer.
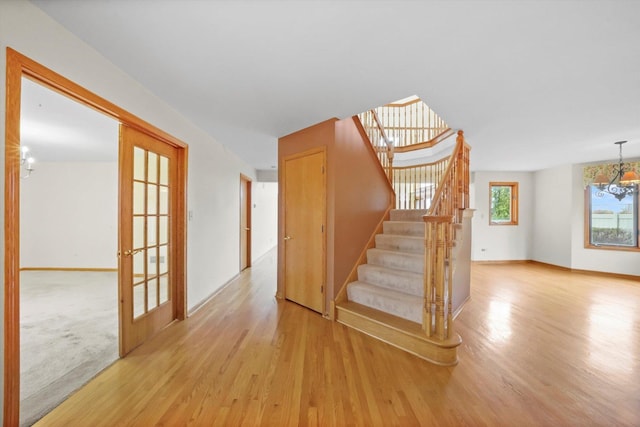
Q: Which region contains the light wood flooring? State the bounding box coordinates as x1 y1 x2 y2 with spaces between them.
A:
36 251 640 426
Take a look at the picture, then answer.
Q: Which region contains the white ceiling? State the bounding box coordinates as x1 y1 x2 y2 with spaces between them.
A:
29 0 640 172
21 77 118 162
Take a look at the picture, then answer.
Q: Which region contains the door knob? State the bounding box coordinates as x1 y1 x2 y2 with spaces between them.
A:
283 236 292 241
245 227 250 231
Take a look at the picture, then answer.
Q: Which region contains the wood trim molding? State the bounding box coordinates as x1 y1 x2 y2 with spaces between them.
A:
19 267 118 272
5 47 23 426
4 47 189 424
384 98 422 108
239 174 252 271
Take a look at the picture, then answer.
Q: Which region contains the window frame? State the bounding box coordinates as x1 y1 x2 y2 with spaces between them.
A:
489 182 519 226
584 186 640 252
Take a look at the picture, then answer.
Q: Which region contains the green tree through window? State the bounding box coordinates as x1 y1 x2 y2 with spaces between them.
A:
490 182 518 225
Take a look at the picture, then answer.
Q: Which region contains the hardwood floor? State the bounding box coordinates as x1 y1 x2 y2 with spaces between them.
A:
36 251 640 426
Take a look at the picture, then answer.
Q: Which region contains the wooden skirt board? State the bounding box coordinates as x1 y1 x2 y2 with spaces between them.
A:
282 148 326 314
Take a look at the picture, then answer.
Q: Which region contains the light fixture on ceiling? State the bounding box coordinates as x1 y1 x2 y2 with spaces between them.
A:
20 146 35 178
592 141 640 201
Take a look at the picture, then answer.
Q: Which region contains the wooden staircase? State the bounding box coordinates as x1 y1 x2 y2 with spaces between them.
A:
335 209 463 366
334 101 470 365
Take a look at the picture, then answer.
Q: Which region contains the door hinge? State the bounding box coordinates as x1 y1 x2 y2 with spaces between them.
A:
322 165 325 173
321 224 324 232
321 285 324 293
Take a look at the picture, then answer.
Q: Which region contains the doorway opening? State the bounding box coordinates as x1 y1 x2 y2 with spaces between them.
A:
240 174 252 271
18 77 120 425
4 48 188 425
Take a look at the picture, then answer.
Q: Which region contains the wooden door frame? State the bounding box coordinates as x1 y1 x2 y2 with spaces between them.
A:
3 48 189 424
240 174 252 271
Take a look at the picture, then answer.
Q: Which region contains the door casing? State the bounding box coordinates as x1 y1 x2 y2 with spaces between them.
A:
240 174 252 271
3 48 188 425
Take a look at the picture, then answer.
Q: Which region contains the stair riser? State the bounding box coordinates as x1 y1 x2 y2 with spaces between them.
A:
357 265 423 297
367 250 424 274
375 235 424 254
347 283 423 324
383 221 425 237
390 209 428 222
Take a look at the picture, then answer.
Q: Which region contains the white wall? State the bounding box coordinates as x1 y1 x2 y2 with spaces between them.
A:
531 165 572 268
251 182 278 261
471 171 534 261
473 163 640 276
0 1 271 417
20 162 118 268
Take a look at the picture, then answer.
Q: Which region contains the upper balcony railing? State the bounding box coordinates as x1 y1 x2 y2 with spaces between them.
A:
359 96 451 152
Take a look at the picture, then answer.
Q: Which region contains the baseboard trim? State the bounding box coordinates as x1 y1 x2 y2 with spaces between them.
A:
251 245 277 265
20 267 118 272
453 296 470 319
472 260 640 280
471 260 530 265
187 273 240 317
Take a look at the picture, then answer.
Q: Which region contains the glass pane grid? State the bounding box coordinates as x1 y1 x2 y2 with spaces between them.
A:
132 146 172 319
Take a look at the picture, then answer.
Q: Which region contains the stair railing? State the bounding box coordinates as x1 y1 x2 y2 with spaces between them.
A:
388 133 456 210
422 130 470 340
358 109 394 182
377 98 450 150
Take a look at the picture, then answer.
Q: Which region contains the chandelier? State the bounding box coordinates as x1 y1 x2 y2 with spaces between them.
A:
592 141 640 201
20 146 35 179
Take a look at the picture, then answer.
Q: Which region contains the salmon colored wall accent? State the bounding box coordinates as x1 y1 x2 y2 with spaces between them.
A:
332 117 394 296
277 119 337 314
277 117 394 317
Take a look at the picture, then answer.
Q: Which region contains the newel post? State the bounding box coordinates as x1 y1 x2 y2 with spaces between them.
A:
422 215 454 340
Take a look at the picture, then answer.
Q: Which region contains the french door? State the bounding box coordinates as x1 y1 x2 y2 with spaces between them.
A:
119 124 179 355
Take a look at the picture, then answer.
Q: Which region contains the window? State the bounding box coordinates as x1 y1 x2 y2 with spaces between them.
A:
489 182 518 225
586 185 639 250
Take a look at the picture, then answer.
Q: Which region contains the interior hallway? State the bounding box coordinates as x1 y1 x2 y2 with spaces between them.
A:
36 249 640 426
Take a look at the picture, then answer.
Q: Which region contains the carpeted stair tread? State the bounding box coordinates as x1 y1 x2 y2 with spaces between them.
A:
375 234 424 254
383 221 425 237
366 248 424 274
347 281 423 324
357 264 423 297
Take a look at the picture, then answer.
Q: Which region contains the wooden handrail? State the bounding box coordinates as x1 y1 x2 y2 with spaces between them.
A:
427 130 465 216
394 128 454 153
371 109 393 150
422 130 470 340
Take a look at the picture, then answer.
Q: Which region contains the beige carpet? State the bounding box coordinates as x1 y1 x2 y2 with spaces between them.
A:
346 209 428 323
20 270 119 426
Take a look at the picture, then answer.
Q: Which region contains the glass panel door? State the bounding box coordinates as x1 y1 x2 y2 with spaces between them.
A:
119 124 178 355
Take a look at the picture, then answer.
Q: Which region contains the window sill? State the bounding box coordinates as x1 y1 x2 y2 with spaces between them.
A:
584 243 640 252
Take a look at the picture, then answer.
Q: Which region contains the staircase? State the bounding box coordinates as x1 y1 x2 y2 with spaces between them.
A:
336 209 463 366
347 209 427 324
334 101 470 366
